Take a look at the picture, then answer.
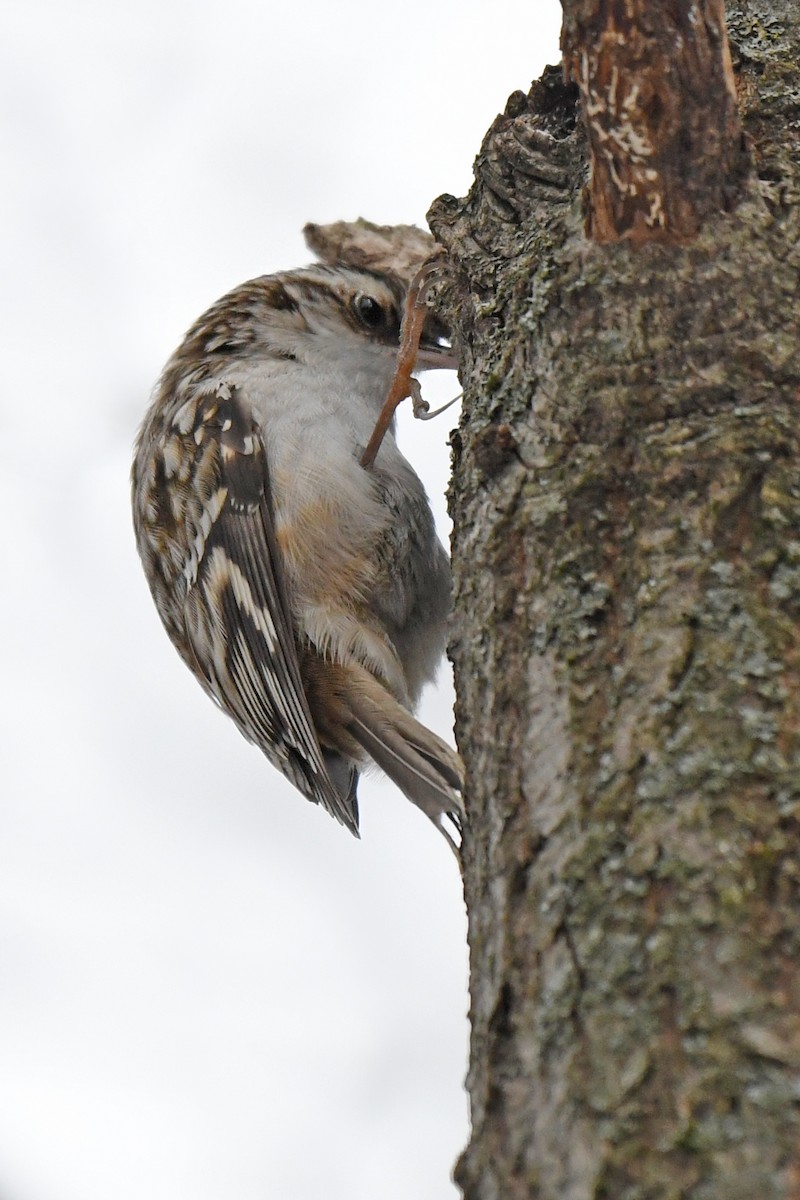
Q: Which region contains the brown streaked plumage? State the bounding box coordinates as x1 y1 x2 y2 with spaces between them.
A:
132 264 463 850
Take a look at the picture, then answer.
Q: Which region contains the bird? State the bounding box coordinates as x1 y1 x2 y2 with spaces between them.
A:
131 262 464 849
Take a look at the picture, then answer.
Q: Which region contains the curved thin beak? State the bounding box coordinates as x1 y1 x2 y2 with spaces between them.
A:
415 310 458 371
415 340 459 371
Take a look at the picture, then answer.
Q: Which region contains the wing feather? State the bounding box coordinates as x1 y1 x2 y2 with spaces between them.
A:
182 383 359 834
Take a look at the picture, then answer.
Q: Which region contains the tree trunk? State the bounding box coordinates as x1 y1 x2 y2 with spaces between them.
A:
429 2 800 1196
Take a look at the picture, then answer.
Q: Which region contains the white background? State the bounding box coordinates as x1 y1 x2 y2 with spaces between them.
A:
2 4 560 1198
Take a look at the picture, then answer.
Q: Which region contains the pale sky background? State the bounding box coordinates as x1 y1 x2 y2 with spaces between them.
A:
2 4 561 1198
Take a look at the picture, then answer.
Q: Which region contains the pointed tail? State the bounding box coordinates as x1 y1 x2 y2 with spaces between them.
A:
343 671 465 853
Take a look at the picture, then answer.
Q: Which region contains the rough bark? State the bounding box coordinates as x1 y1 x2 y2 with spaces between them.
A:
429 3 800 1197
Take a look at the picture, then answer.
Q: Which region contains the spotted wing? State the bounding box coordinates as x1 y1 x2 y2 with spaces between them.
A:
178 383 359 834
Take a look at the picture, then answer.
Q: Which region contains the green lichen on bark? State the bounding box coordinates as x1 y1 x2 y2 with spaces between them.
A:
431 5 800 1197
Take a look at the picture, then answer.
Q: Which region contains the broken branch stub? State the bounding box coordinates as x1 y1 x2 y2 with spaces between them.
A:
561 0 748 244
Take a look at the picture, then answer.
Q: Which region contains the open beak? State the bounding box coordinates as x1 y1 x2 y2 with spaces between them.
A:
414 313 459 371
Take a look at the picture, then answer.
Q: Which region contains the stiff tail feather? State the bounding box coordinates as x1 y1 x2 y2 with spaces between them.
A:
344 676 465 854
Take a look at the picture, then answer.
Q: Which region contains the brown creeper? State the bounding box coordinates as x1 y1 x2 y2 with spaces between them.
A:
131 263 464 848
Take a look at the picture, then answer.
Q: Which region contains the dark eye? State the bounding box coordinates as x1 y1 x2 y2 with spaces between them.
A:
352 292 389 330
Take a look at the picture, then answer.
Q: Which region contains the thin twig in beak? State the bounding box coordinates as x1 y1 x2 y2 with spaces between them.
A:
360 256 446 471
